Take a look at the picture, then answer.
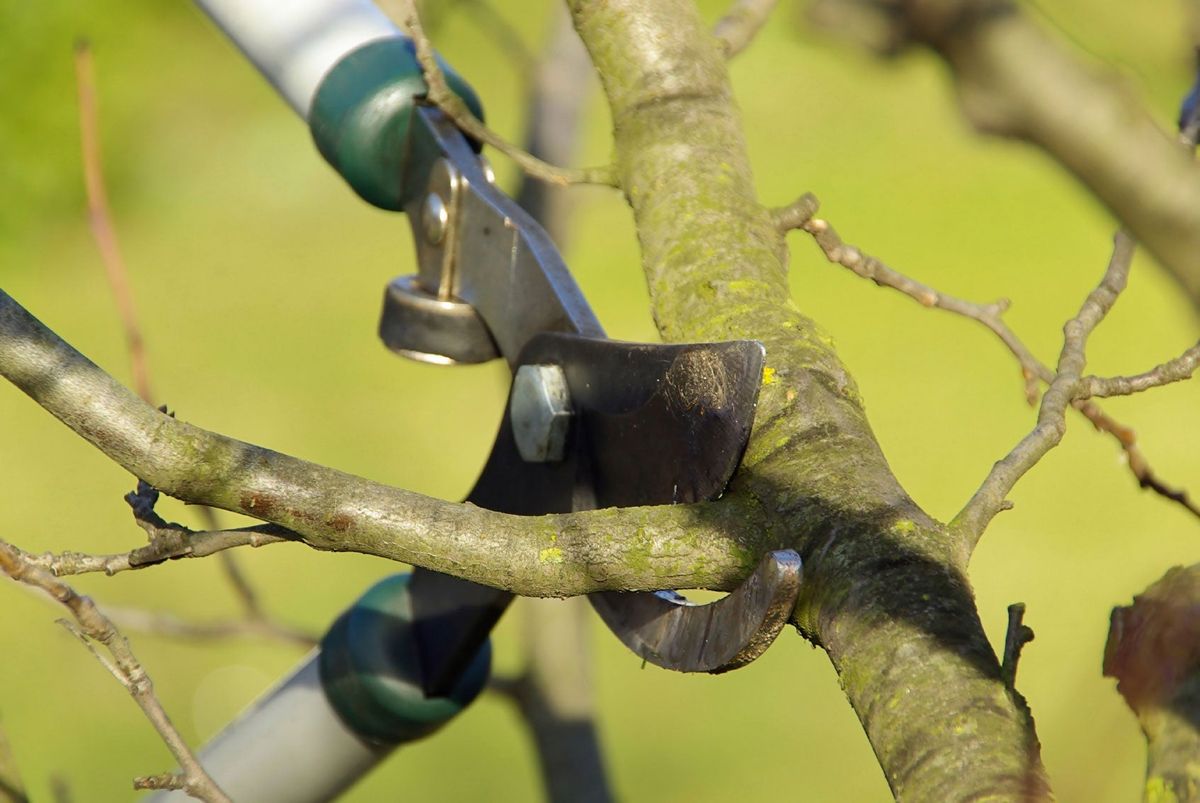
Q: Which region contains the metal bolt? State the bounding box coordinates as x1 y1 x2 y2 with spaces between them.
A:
511 364 572 462
421 193 448 245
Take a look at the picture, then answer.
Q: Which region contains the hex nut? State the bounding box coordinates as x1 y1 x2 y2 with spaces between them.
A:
511 364 572 462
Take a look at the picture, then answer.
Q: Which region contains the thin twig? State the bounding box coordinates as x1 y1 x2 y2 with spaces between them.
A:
1074 403 1200 519
76 48 304 638
104 605 317 648
713 0 780 58
28 526 290 577
955 232 1135 539
400 0 615 187
77 44 305 640
134 774 188 792
1081 342 1200 398
791 193 1200 524
1000 603 1035 687
0 538 230 802
74 42 152 403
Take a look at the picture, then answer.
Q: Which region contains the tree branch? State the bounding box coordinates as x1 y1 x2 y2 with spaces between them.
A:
789 193 1200 522
812 0 1200 308
0 290 761 596
102 605 316 649
569 0 1050 797
1000 603 1034 688
1082 343 1200 399
74 41 153 403
0 538 229 802
955 232 1135 540
401 0 615 187
714 0 780 58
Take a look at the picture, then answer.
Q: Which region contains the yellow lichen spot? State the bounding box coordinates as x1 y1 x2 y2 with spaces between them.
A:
539 547 564 564
1144 778 1178 803
890 519 917 536
762 366 778 386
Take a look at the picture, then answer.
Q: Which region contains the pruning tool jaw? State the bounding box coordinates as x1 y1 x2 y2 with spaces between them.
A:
368 106 801 686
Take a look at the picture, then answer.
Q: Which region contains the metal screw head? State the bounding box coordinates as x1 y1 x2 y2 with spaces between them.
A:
421 193 448 245
511 364 572 462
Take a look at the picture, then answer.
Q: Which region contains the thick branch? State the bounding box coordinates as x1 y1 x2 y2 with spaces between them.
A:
569 1 1049 798
0 291 760 596
815 0 1200 308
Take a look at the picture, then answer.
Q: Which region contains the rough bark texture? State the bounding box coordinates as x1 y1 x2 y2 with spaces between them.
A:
568 0 1050 798
0 291 760 596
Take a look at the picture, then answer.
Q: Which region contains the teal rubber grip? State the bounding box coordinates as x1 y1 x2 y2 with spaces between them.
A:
318 574 492 745
308 37 484 211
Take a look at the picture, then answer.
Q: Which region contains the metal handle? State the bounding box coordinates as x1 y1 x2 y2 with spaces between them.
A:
148 575 491 802
195 0 484 210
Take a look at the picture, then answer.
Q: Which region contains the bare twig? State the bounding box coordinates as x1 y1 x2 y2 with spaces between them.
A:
770 192 820 235
134 774 188 792
1000 603 1034 687
793 195 1200 524
713 0 780 58
25 484 316 644
104 605 317 648
1075 403 1200 519
75 41 152 402
400 0 615 187
0 538 230 802
77 45 304 642
1082 343 1200 399
27 517 291 577
954 232 1135 539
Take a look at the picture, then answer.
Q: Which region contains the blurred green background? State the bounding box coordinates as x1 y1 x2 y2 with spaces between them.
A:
1 0 1197 800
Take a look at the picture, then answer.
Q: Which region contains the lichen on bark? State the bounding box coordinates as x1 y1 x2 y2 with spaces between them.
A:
569 0 1051 797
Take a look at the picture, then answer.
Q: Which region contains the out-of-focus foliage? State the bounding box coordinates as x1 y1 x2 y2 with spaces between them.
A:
0 1 1196 800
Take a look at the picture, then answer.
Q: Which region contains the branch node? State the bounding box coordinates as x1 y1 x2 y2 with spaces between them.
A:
771 193 820 232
